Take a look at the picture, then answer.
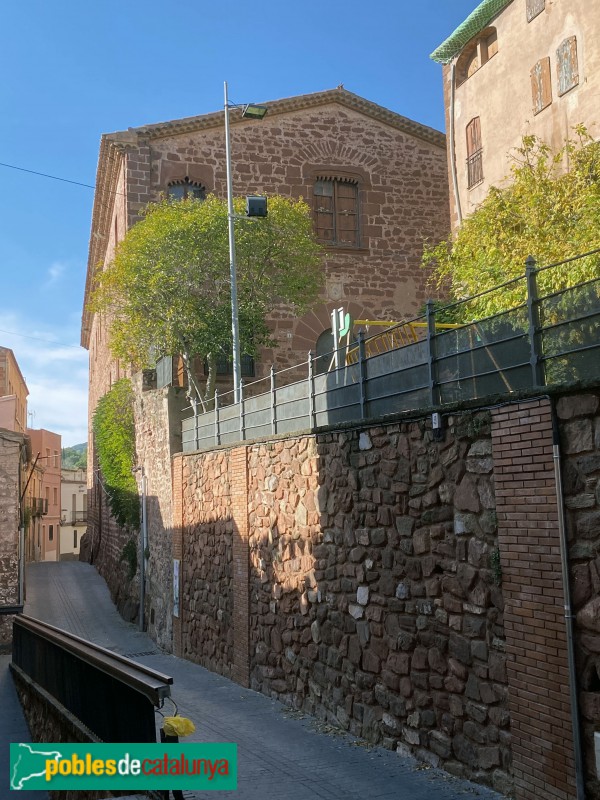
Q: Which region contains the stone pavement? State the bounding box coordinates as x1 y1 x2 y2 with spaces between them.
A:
21 561 506 800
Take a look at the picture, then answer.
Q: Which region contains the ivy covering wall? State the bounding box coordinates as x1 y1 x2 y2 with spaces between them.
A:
92 379 139 530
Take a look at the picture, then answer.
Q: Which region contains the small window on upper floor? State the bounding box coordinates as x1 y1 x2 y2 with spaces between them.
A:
167 178 206 202
314 178 359 248
557 36 579 96
526 0 545 22
531 56 552 114
457 28 498 85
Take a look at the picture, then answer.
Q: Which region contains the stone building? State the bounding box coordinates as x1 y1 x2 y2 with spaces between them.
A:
0 428 28 649
81 87 450 626
431 0 600 227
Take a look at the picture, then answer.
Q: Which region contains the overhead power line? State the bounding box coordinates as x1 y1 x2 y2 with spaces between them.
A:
0 327 82 349
0 160 97 190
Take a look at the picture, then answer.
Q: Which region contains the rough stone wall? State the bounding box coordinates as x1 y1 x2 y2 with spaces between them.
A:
176 413 511 791
247 417 511 793
559 392 600 800
0 429 24 647
180 449 234 676
132 374 187 652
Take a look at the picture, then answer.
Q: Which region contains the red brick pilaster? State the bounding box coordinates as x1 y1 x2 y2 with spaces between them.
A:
230 446 250 687
172 453 184 658
492 399 576 800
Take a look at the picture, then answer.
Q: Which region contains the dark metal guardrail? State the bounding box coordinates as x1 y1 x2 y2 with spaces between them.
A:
12 615 173 742
181 251 600 452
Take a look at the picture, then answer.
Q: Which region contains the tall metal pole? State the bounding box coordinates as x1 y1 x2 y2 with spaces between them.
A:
224 81 242 403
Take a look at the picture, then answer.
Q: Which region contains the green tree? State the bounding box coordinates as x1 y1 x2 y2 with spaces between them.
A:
91 194 324 410
423 128 600 318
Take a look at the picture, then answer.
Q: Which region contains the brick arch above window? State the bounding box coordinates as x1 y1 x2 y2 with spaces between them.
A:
167 177 206 201
159 160 214 194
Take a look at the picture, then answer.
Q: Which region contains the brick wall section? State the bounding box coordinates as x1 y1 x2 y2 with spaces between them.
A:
491 399 576 800
231 446 250 687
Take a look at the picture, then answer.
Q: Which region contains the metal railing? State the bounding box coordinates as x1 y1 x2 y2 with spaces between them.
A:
181 252 600 452
12 615 173 742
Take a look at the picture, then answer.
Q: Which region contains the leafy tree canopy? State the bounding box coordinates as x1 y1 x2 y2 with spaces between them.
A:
91 194 324 405
423 127 600 318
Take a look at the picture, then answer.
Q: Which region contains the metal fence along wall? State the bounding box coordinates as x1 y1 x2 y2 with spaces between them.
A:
181 254 600 452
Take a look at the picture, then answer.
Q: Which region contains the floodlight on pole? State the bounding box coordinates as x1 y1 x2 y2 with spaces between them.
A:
224 81 268 403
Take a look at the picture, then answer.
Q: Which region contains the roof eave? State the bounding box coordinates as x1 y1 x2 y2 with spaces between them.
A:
430 0 513 64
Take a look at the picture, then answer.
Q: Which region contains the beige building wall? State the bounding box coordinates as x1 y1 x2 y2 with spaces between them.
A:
438 0 600 227
27 429 62 561
0 346 28 434
60 468 87 559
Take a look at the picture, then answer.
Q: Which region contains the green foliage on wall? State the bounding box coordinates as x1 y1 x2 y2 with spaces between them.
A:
423 127 600 318
92 379 139 530
120 538 138 580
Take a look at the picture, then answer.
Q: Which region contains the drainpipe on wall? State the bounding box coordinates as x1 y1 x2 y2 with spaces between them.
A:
448 61 463 226
550 398 585 800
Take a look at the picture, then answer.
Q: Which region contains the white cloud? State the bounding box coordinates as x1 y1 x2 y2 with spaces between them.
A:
46 261 67 286
0 311 88 447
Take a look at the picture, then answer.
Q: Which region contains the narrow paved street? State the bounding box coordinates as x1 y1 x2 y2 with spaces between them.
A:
23 561 505 800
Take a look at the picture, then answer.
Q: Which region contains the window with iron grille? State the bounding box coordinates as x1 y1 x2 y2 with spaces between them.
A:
557 36 578 96
167 178 206 201
314 178 359 247
531 57 552 114
466 117 484 189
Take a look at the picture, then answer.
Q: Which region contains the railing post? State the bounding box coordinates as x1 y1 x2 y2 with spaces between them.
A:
214 389 220 446
239 379 246 440
525 255 544 387
308 351 316 430
358 329 368 419
426 300 440 407
270 364 277 436
194 402 199 451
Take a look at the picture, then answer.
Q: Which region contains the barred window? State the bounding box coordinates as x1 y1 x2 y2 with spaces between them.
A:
466 117 483 189
314 178 359 247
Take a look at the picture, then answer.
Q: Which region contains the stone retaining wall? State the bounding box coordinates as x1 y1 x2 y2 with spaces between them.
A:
170 391 600 799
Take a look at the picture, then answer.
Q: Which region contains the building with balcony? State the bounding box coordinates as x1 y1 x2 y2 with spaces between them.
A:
431 0 600 228
60 468 87 560
27 428 62 561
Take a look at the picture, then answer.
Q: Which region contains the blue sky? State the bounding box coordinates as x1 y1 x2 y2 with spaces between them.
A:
0 0 476 446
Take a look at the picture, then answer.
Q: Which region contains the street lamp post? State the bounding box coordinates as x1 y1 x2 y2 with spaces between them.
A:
223 80 242 403
223 81 268 404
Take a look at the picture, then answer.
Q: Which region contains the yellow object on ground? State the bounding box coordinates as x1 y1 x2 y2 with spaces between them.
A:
163 716 196 737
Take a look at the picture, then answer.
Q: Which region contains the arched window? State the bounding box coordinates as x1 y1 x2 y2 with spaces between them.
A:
457 28 498 85
167 178 206 201
315 328 335 375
